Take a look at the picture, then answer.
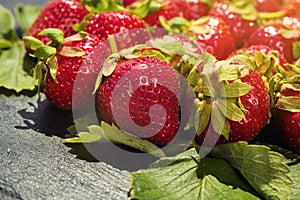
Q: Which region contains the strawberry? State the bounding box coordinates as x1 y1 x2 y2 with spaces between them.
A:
24 29 111 110
82 11 149 49
245 24 300 63
283 0 300 19
255 0 283 12
26 0 88 45
192 58 270 146
209 2 259 48
142 0 211 27
194 16 236 60
228 44 288 67
272 81 300 154
95 56 180 146
283 16 300 30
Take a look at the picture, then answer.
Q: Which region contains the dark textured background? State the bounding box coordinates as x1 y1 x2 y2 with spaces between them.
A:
0 1 131 199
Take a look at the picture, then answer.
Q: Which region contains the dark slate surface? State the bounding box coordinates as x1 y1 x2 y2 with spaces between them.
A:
0 94 130 199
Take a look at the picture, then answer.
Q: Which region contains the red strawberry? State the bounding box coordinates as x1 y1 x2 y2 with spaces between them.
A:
143 0 179 26
209 2 259 48
283 16 300 30
228 44 288 67
283 0 300 19
27 0 88 45
95 56 180 146
194 65 270 145
142 0 211 27
83 11 149 49
194 16 236 60
273 83 300 154
245 24 300 63
24 30 111 110
255 0 283 12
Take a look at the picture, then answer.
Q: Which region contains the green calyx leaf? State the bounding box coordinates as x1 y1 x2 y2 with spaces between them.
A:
81 0 126 13
65 121 165 158
59 46 85 57
195 100 212 135
211 103 230 139
14 5 41 36
72 13 93 32
160 16 191 33
292 41 300 60
46 55 58 83
148 35 186 56
23 36 45 51
38 28 64 45
276 96 300 112
64 31 88 43
0 39 13 49
212 142 293 200
221 81 252 98
228 0 258 21
258 11 285 20
34 46 57 60
280 29 300 40
128 0 152 18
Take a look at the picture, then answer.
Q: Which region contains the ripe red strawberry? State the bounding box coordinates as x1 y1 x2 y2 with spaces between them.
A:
255 0 283 12
83 11 149 49
27 0 88 45
209 2 259 48
283 0 300 19
95 56 180 146
194 16 236 60
228 44 288 67
283 16 300 30
24 30 111 110
245 24 300 63
194 66 270 145
273 83 300 154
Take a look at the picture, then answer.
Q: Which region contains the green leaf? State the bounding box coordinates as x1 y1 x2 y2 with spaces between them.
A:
292 41 300 60
276 96 300 112
221 81 252 98
212 142 293 200
59 46 85 57
64 126 102 143
0 39 13 49
211 104 230 139
149 35 185 56
128 0 152 18
0 42 36 92
23 36 45 51
100 122 165 158
81 0 126 13
195 101 211 135
0 4 15 35
38 28 64 44
34 46 57 59
14 5 41 36
290 164 300 200
217 98 245 122
46 56 58 83
130 148 259 200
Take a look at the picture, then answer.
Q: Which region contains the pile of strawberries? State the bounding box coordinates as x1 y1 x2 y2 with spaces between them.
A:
24 0 300 154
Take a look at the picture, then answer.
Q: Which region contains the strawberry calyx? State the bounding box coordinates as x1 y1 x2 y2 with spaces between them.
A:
127 0 164 18
23 28 87 89
225 0 258 21
80 0 126 13
186 53 253 139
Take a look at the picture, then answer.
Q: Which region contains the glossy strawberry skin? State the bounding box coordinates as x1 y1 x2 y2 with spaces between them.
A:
283 0 300 19
228 44 288 67
195 16 236 60
255 0 283 12
245 24 299 63
144 0 178 26
273 88 300 154
43 34 110 110
27 0 88 45
84 11 148 49
209 2 259 48
173 0 210 21
195 70 270 145
95 57 180 146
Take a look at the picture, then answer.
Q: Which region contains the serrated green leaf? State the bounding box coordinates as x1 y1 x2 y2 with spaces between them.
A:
0 4 15 35
14 5 41 36
290 164 300 200
0 42 36 92
130 148 259 200
217 98 245 122
38 28 64 44
221 81 252 98
212 142 293 200
149 35 185 56
211 104 230 139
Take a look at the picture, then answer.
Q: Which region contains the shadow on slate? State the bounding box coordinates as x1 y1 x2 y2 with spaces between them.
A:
15 99 73 138
0 179 22 200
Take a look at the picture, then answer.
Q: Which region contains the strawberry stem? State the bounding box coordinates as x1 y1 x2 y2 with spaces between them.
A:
108 35 118 54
